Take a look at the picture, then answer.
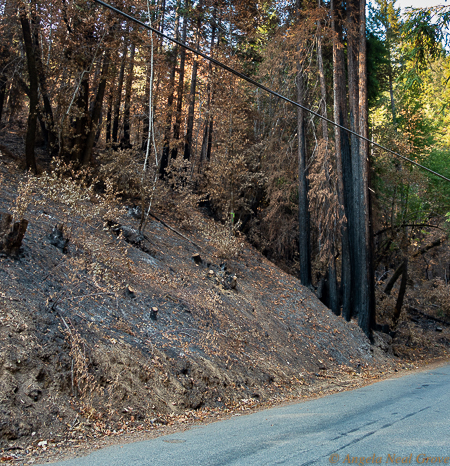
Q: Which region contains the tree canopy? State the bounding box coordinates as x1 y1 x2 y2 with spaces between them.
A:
1 0 450 337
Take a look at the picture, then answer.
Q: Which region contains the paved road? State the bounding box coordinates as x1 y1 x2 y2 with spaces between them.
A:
49 364 450 466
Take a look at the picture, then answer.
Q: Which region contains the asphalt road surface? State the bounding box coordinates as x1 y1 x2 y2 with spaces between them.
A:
49 364 450 466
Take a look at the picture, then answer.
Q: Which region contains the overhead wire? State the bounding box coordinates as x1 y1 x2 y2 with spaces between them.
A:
94 0 450 184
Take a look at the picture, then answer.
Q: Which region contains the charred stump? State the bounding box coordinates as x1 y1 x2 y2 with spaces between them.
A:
0 212 28 255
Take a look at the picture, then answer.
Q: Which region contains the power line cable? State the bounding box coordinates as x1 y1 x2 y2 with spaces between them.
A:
94 0 450 184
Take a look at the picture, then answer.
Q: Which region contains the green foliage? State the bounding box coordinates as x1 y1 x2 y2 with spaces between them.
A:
370 1 450 248
401 6 450 91
367 32 390 106
424 149 450 216
403 7 450 65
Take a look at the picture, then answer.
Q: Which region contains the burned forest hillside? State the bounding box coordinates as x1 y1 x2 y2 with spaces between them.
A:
2 0 450 456
0 137 410 462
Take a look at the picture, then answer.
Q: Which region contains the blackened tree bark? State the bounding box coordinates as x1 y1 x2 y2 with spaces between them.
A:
184 4 202 160
346 0 361 318
297 68 311 288
81 53 110 165
0 74 6 125
19 6 38 173
0 0 14 126
355 0 374 337
158 0 166 36
32 4 57 155
0 212 28 256
112 34 128 144
121 42 135 149
317 3 338 315
384 259 404 296
71 77 89 163
171 6 188 160
332 0 352 319
106 81 114 143
201 113 214 163
160 7 180 177
200 7 217 166
159 51 177 176
393 257 407 323
184 59 198 161
0 48 9 126
384 258 407 324
142 1 166 151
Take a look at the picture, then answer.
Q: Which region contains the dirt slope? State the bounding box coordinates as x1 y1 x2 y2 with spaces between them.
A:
0 143 400 462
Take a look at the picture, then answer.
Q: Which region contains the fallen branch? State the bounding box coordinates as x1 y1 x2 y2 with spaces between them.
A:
384 259 406 296
144 212 201 250
408 307 450 326
374 223 446 237
412 236 447 257
384 258 408 324
316 374 337 379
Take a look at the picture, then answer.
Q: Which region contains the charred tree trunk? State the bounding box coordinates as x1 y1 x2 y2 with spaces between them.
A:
112 35 128 145
200 8 217 166
395 259 407 323
201 119 213 163
184 59 198 161
142 1 165 152
71 76 89 163
121 42 135 149
158 0 166 36
356 0 374 337
81 53 110 165
346 0 361 319
159 51 177 176
32 6 57 156
183 2 201 160
0 0 15 126
0 74 7 126
0 47 8 126
106 83 114 143
384 260 405 296
171 8 187 161
0 212 28 256
317 6 338 315
385 258 408 324
160 10 180 177
332 0 352 319
297 68 311 288
19 6 38 173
